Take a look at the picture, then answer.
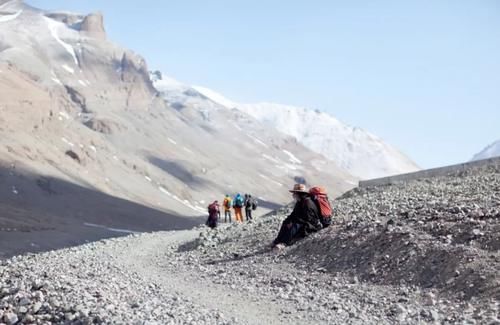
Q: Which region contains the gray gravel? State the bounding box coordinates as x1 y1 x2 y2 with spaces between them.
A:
0 233 229 324
1 164 499 324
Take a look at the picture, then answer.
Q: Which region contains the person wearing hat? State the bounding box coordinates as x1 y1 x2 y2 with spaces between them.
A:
272 183 322 249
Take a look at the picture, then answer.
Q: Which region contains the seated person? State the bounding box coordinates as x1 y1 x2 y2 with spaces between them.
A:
273 184 322 249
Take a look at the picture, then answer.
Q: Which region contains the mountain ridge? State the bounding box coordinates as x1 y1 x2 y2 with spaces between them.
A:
192 86 420 179
471 139 500 161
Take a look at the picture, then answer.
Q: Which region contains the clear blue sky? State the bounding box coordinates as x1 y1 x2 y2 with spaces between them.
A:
29 0 500 168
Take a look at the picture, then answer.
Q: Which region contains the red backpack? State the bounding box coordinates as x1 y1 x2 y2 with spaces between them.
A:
309 186 333 227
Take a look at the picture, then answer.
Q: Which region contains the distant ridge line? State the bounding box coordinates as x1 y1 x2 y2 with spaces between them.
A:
359 156 500 187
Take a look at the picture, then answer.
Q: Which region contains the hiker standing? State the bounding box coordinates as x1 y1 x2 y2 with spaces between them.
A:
233 193 244 223
222 194 233 223
206 200 220 229
272 184 322 249
244 194 254 221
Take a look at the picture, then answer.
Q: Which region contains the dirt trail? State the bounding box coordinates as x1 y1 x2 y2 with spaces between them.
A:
117 230 289 325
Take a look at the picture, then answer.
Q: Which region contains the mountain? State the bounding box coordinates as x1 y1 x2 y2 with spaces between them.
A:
193 86 420 180
149 70 356 194
471 140 500 161
0 1 354 256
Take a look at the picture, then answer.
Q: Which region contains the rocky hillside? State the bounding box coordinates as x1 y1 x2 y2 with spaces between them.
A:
471 139 500 161
0 161 498 324
193 86 420 179
0 1 354 257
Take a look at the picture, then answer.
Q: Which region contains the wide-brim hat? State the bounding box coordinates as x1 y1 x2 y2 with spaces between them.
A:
289 183 308 193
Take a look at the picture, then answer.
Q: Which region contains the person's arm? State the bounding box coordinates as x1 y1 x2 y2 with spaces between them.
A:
288 200 317 225
284 202 300 224
304 199 322 228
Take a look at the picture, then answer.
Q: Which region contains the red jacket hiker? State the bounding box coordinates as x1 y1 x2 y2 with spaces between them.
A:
206 201 220 228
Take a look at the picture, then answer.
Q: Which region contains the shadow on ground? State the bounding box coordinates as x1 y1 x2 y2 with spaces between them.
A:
256 199 282 211
0 165 203 259
148 156 210 189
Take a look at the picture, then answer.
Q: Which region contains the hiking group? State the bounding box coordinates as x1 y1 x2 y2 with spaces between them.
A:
206 183 333 251
205 193 257 228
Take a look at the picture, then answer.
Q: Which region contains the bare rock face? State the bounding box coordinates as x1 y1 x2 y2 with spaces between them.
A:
120 51 149 80
80 12 106 40
118 51 157 96
84 118 124 134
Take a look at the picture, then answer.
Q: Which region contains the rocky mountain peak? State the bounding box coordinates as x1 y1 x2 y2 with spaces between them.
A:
119 51 152 86
80 12 106 39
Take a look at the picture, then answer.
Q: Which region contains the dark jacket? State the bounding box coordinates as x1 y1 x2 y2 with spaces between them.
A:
284 197 322 234
244 197 253 210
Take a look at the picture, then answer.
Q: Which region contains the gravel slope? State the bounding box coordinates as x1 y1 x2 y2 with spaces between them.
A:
1 164 499 324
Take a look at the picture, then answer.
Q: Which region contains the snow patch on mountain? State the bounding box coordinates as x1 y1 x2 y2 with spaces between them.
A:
245 133 268 148
193 87 419 179
150 71 186 92
84 222 139 234
150 71 222 113
192 85 236 109
262 154 280 164
0 9 22 22
44 16 79 65
51 77 62 85
61 64 74 73
258 173 283 187
471 140 500 161
282 149 302 164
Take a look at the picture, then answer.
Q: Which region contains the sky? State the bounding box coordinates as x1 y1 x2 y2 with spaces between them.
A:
28 0 500 169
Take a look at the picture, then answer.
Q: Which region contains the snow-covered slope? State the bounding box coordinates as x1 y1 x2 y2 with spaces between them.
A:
471 140 500 161
150 71 221 114
192 86 419 179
